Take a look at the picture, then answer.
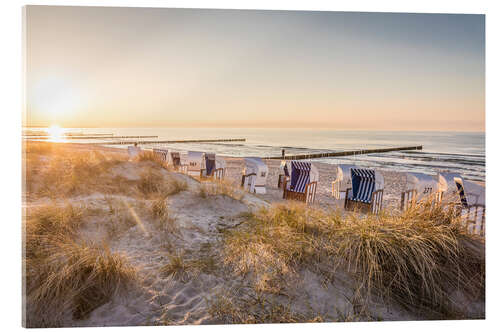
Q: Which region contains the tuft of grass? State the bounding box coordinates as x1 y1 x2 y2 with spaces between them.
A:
222 202 485 319
137 171 187 199
207 291 324 324
25 237 137 327
150 197 177 233
136 150 169 169
198 180 244 201
160 249 219 283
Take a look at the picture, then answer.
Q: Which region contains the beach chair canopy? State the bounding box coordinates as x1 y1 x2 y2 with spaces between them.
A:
348 168 384 203
455 178 485 206
127 146 142 158
204 153 216 176
287 161 319 193
438 172 462 192
405 172 447 196
244 157 268 183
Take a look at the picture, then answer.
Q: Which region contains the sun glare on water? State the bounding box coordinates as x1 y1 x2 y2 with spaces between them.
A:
47 125 64 142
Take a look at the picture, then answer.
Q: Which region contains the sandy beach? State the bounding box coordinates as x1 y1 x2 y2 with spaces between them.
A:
22 142 485 327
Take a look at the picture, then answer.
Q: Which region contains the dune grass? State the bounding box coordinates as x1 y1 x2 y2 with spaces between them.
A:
24 204 137 327
207 290 325 324
24 141 187 200
198 179 244 201
222 202 485 319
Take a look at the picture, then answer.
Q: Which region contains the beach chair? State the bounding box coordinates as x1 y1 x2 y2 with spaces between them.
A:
344 168 384 214
214 157 226 180
152 148 168 164
278 160 289 189
331 164 356 199
201 153 216 178
400 172 447 211
241 157 268 194
186 151 204 177
454 178 485 236
127 145 142 159
282 161 319 204
168 151 188 173
200 153 226 180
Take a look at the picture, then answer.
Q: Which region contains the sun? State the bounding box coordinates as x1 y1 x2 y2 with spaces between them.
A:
47 125 64 141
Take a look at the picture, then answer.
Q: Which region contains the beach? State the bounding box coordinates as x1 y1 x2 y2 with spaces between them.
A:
23 142 485 326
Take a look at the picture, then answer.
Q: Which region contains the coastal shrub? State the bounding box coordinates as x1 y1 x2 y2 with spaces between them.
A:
222 202 485 319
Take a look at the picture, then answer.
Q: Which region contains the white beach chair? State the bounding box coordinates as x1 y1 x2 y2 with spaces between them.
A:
282 161 319 204
400 172 447 211
331 164 356 199
344 168 384 214
214 157 226 180
186 151 204 177
241 157 268 194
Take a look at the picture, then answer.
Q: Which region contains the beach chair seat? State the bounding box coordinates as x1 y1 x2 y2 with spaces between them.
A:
400 172 447 211
344 168 384 214
282 161 318 204
241 157 268 194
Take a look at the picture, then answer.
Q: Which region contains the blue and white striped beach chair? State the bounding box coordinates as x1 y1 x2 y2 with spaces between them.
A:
344 168 384 214
282 161 319 204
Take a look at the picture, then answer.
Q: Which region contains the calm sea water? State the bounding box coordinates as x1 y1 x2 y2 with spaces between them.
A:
24 128 485 182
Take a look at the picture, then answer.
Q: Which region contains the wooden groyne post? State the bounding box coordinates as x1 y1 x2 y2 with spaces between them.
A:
266 145 423 160
100 138 247 145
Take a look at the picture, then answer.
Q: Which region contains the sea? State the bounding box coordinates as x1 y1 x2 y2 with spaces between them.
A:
23 128 485 182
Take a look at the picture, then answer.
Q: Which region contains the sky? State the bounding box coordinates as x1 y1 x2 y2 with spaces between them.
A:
24 6 485 131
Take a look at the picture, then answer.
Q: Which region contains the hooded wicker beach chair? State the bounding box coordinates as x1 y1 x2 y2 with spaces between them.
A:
344 168 384 214
186 151 204 177
152 148 168 163
400 172 447 211
241 157 268 194
200 153 226 180
331 164 356 199
282 161 319 204
454 177 485 236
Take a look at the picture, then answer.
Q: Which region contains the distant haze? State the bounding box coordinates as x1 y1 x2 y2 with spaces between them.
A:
24 6 485 131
